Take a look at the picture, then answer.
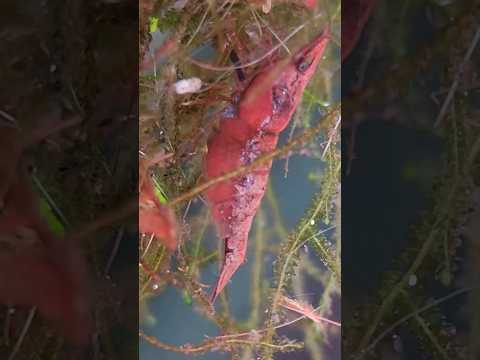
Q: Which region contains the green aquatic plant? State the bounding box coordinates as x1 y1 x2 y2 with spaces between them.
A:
139 0 341 358
343 1 480 359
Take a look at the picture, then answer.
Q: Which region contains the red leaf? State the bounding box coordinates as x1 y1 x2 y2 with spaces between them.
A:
139 157 178 250
342 0 377 61
0 175 92 345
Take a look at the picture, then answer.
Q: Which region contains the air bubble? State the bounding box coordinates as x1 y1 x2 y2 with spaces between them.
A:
221 105 237 119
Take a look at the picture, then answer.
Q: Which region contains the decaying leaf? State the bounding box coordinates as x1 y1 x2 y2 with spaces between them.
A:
0 173 92 345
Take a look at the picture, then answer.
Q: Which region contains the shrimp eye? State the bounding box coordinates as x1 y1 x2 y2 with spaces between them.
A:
296 56 313 73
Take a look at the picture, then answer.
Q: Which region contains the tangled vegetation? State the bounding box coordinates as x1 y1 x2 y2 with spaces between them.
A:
139 0 341 359
342 1 480 359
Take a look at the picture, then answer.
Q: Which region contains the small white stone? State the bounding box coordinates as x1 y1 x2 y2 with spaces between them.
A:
408 274 417 287
174 78 202 94
262 0 272 13
171 0 188 9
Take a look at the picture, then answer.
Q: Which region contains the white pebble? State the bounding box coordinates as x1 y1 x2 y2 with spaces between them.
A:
174 77 202 94
171 0 188 9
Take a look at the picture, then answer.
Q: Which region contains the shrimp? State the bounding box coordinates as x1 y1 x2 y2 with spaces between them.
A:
205 28 330 302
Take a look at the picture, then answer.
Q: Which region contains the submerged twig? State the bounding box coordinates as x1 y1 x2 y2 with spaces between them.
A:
433 25 480 128
104 227 124 276
139 330 302 355
168 107 340 207
353 286 478 360
7 307 36 360
70 197 137 243
187 12 326 72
